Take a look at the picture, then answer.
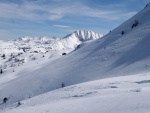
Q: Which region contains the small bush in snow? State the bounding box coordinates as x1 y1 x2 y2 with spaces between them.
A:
61 82 65 88
0 69 3 74
62 53 67 55
3 97 8 103
121 31 125 35
17 101 21 107
75 45 81 50
145 4 149 8
34 51 38 53
2 54 6 59
132 20 139 28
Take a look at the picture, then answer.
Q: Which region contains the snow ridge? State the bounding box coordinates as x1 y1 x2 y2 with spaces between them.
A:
0 30 102 56
17 30 102 43
14 30 103 50
64 30 103 41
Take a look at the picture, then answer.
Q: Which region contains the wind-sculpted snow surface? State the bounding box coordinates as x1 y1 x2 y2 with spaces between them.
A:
1 73 150 113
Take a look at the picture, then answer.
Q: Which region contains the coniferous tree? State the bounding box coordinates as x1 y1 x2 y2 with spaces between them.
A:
132 20 139 28
0 69 2 73
61 82 65 88
2 54 6 59
121 31 125 35
3 97 8 103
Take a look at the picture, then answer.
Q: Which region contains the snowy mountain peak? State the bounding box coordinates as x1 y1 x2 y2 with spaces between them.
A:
17 30 103 43
65 30 103 41
17 36 34 42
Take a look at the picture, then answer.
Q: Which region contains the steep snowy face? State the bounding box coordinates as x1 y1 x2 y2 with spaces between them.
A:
112 3 150 34
56 30 103 49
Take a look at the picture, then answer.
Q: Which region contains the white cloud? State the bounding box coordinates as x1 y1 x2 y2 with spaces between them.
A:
0 1 137 21
53 25 71 28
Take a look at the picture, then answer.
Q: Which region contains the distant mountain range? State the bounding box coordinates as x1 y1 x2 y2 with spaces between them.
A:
0 30 103 55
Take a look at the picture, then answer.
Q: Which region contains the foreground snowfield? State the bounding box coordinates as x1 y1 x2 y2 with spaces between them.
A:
1 73 150 113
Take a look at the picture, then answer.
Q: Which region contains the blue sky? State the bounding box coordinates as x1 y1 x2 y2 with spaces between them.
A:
0 0 149 40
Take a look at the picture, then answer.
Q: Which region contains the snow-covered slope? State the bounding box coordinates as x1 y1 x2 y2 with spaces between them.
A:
0 3 150 112
0 30 103 106
0 30 102 77
1 73 150 113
